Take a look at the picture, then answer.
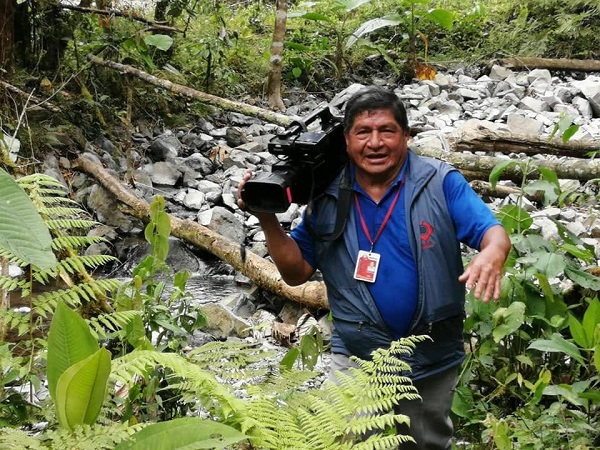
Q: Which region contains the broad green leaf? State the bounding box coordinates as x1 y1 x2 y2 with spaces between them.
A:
155 212 171 237
115 417 248 450
55 348 111 430
524 180 558 205
562 125 579 142
534 272 555 302
550 113 576 139
594 344 600 371
47 301 99 401
335 0 371 12
531 251 566 278
280 347 300 370
489 160 518 189
565 266 600 291
451 386 473 418
583 299 600 344
560 243 595 261
144 34 173 51
346 15 402 49
530 368 551 405
578 389 600 403
496 204 532 234
528 333 585 365
492 301 525 342
425 9 455 30
569 314 589 349
537 167 560 187
293 12 333 22
0 168 57 270
543 384 586 407
285 41 311 51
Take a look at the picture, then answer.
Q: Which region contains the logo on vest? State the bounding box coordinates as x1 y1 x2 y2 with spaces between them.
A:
420 221 434 249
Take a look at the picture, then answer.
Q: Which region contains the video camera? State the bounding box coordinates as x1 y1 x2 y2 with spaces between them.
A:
240 105 347 213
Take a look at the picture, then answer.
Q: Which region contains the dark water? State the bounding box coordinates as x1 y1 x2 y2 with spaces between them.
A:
184 275 250 305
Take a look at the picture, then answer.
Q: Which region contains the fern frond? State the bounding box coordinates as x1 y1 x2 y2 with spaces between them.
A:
0 249 28 267
111 350 244 420
188 340 279 384
44 422 145 450
0 275 29 293
31 278 122 316
52 235 108 250
46 218 99 230
87 310 141 338
0 427 45 449
17 173 68 189
56 254 119 274
38 206 91 218
246 336 425 450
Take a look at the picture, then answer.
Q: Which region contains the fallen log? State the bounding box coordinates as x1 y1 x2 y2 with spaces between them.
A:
492 57 600 72
59 4 179 33
415 146 600 182
0 79 61 113
74 153 328 310
469 180 544 203
87 55 293 127
452 124 598 159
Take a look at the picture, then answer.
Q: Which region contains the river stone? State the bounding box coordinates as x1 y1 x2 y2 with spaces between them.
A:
87 185 137 232
201 206 245 244
148 161 181 186
148 134 182 161
202 303 251 339
507 114 544 135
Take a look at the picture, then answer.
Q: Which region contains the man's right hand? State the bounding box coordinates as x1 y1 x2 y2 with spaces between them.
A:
236 170 254 211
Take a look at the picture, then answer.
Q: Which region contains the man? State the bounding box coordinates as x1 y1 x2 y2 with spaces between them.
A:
237 85 511 449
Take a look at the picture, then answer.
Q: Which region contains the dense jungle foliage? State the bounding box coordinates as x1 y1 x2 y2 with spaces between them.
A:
1 0 600 449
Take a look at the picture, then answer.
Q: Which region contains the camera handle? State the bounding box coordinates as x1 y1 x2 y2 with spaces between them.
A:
304 164 352 242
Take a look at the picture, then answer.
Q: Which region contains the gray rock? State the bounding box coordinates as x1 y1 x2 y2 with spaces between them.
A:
148 134 182 161
201 206 246 244
183 189 206 210
507 114 544 135
148 161 181 186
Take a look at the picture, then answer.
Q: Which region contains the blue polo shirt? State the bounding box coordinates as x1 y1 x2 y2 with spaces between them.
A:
290 163 499 338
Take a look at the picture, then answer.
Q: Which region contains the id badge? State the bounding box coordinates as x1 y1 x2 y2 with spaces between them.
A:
353 250 381 283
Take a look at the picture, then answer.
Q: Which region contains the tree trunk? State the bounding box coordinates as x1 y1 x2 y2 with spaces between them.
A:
0 0 14 72
451 124 599 158
494 56 600 72
74 153 328 310
415 147 600 182
266 0 287 111
87 54 292 127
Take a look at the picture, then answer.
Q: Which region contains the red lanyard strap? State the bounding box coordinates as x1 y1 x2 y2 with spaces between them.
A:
354 176 405 252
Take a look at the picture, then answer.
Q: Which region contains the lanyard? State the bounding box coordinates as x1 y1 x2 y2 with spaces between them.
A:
354 175 405 253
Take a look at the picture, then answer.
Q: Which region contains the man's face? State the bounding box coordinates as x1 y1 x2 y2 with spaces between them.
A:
344 108 410 185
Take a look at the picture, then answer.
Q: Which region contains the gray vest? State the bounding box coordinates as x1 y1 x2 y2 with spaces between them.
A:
311 150 466 380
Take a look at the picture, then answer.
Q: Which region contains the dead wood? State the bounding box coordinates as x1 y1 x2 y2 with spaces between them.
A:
0 79 61 113
74 153 328 310
415 146 600 183
469 180 544 203
452 124 598 158
87 55 293 127
60 4 179 33
493 57 600 72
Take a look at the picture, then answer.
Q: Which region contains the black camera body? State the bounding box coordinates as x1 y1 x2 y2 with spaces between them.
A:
241 105 347 213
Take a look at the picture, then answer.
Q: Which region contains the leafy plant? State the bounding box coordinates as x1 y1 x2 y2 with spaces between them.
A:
454 159 600 446
47 301 111 430
288 0 375 79
345 0 455 79
114 196 206 353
